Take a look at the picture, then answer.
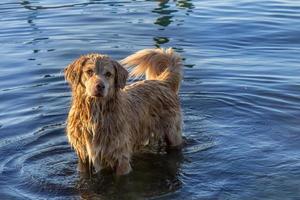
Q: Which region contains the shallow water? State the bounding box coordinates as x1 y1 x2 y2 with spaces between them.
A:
1 0 300 199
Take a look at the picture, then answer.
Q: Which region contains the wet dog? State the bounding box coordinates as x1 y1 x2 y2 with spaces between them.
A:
64 48 183 175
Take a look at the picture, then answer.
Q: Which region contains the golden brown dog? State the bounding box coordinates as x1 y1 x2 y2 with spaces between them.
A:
64 48 183 175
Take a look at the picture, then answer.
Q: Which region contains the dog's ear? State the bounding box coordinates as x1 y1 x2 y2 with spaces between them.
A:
64 56 88 86
113 61 128 89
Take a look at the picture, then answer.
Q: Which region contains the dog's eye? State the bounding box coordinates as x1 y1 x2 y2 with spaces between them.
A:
105 72 112 78
86 69 94 77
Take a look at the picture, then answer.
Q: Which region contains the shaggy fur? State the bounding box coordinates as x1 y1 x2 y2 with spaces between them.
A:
65 48 183 175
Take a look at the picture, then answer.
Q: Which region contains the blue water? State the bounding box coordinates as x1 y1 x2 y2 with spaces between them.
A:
0 0 300 199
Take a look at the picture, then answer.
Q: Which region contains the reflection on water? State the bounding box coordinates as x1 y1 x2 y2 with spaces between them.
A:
78 150 184 199
153 36 169 47
152 0 194 47
176 0 194 10
1 0 300 199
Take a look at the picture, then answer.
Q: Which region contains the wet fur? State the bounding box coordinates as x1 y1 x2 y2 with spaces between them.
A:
65 48 183 175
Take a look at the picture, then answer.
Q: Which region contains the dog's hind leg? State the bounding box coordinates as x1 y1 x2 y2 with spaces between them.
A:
163 115 183 149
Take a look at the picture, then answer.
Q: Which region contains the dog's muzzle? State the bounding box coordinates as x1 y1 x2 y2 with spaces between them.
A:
93 82 105 97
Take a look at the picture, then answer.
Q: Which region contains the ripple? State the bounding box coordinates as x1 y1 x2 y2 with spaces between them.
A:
20 146 77 193
20 1 89 10
0 124 78 198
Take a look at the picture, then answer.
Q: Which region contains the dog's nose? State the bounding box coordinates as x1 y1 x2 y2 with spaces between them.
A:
96 83 105 91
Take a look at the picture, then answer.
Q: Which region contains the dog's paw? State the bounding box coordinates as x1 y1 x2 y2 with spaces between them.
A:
116 160 132 176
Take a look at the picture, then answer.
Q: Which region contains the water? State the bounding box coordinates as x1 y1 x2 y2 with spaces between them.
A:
0 0 300 199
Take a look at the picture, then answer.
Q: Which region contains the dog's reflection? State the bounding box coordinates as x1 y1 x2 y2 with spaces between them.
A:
77 149 184 199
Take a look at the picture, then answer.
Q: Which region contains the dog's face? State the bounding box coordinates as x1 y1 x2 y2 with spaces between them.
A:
65 54 128 98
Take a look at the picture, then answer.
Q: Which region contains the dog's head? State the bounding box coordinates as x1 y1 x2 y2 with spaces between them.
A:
64 54 128 99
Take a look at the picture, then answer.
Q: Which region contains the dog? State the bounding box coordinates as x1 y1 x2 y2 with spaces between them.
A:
64 48 183 175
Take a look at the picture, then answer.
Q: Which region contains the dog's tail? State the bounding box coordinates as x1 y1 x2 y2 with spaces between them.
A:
121 48 182 93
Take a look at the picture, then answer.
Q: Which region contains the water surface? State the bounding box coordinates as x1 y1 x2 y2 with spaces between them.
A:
0 0 300 199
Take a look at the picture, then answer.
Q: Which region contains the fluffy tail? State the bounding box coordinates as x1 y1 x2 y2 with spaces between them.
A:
121 48 182 93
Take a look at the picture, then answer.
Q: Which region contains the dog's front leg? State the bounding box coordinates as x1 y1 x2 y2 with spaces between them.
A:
116 156 132 176
78 157 93 177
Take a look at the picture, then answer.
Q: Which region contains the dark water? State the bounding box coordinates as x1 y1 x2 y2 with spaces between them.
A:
1 0 300 199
